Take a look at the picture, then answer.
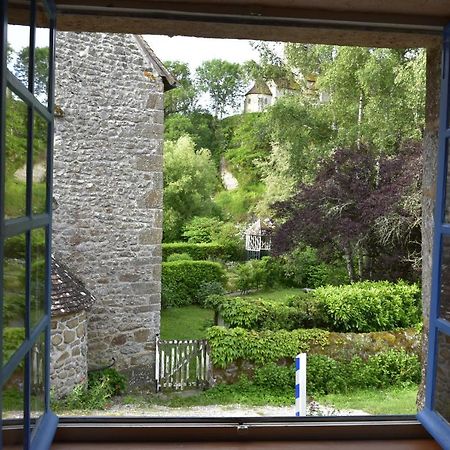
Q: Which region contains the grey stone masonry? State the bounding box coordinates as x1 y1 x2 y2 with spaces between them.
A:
53 32 165 388
50 310 88 398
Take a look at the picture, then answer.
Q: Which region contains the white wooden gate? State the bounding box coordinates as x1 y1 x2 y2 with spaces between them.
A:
155 336 212 392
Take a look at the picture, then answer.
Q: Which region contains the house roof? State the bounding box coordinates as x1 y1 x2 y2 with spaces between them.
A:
133 35 177 92
52 256 95 316
245 81 272 96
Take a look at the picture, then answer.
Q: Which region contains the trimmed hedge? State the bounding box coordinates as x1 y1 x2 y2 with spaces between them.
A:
214 280 421 333
252 349 421 395
163 242 244 262
206 326 420 369
162 261 227 308
310 280 421 332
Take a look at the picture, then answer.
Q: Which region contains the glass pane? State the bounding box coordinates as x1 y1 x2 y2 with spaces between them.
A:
2 361 25 420
440 236 450 322
3 234 26 366
30 333 46 430
32 113 48 214
434 332 450 423
4 88 28 219
30 229 46 328
35 1 51 105
7 21 31 86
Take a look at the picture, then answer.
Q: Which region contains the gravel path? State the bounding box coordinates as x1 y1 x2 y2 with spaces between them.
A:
56 402 369 418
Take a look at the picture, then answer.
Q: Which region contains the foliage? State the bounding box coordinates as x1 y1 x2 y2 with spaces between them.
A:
3 327 25 363
272 143 422 282
182 216 224 243
279 246 349 288
196 59 247 118
163 135 218 242
162 242 243 262
55 368 127 411
88 368 127 396
164 112 221 160
234 257 279 293
166 253 193 262
162 261 227 308
206 326 330 368
163 61 198 115
311 281 421 332
196 281 226 307
13 46 49 97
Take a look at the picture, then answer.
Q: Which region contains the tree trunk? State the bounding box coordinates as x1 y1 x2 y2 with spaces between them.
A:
343 242 355 283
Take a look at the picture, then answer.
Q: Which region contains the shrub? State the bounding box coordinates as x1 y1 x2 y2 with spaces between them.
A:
196 281 226 307
163 242 236 262
253 363 295 390
162 261 227 308
313 280 421 332
3 327 25 363
166 252 193 262
182 216 223 243
234 257 279 293
280 246 349 288
88 368 127 396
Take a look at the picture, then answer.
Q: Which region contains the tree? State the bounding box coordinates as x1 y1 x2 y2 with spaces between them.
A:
271 143 422 282
163 61 198 115
196 59 246 118
163 135 218 242
13 46 49 97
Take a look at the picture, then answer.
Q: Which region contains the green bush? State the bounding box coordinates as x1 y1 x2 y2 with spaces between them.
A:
182 216 223 243
3 327 25 363
280 246 349 288
163 242 241 262
196 281 226 307
237 351 420 396
313 280 421 332
88 368 127 396
206 326 329 368
235 257 279 293
162 261 227 308
166 253 193 262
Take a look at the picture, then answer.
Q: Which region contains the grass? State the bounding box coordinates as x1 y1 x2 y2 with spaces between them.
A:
160 305 215 340
315 385 418 415
242 287 303 303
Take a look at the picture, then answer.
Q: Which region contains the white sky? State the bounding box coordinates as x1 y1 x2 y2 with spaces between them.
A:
144 35 259 71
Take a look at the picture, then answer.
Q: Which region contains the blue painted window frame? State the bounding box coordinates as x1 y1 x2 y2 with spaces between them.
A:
417 23 450 450
0 1 58 449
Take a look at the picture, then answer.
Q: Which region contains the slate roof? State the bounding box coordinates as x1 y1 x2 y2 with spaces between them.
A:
245 81 272 96
133 35 178 92
52 256 95 316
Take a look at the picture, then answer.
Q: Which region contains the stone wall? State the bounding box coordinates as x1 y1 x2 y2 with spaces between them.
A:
50 311 88 398
53 32 163 387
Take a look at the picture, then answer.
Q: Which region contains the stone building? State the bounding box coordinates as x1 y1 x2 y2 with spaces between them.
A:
50 257 95 398
53 32 176 387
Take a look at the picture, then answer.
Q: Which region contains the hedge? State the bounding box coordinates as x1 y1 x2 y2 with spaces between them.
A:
252 350 421 395
162 261 227 308
215 280 421 333
310 280 422 332
206 326 420 369
162 242 244 262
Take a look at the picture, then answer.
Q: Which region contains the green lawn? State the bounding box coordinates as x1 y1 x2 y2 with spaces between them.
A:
160 305 214 340
242 287 303 303
315 385 418 415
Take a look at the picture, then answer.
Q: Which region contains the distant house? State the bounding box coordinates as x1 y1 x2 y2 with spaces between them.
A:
243 78 301 113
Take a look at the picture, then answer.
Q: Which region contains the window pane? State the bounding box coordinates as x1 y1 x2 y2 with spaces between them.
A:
30 333 46 430
7 22 31 86
4 88 28 219
35 1 51 106
32 113 48 214
434 332 450 423
2 361 25 420
440 236 450 322
30 229 46 328
3 235 26 366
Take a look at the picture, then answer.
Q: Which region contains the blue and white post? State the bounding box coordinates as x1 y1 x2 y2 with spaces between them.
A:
295 353 307 416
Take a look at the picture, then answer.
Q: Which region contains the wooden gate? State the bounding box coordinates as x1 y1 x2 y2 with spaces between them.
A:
155 336 212 392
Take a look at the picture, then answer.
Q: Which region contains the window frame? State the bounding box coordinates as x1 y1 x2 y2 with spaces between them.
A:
0 1 58 449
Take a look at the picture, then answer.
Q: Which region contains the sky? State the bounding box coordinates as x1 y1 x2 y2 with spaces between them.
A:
144 35 258 71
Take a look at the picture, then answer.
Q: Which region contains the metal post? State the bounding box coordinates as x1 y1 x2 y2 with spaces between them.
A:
295 353 307 417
